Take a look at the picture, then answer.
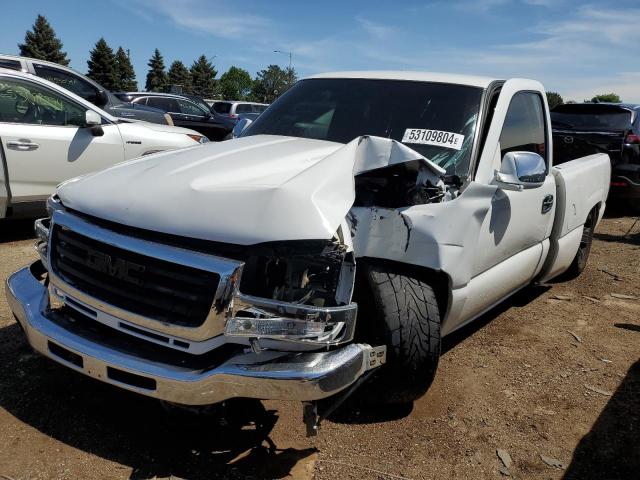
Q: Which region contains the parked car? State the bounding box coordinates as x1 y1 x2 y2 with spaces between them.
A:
6 72 610 435
552 102 640 208
211 100 269 122
0 54 172 125
0 68 208 218
115 92 234 141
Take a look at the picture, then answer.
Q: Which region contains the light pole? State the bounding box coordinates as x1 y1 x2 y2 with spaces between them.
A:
273 50 292 71
274 50 293 89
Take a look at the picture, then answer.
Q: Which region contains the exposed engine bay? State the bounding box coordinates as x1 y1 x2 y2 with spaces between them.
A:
238 240 353 308
354 159 458 208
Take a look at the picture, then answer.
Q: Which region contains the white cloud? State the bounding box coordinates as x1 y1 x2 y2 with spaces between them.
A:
355 16 395 39
523 0 557 6
120 0 272 39
561 72 640 103
455 0 511 11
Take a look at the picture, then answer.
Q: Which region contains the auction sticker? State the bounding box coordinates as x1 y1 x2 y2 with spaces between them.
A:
402 128 464 151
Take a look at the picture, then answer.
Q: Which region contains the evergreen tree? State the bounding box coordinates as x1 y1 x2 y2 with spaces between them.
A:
219 66 253 100
115 47 137 91
145 49 167 92
190 55 217 98
167 60 192 94
18 14 69 65
86 38 118 91
250 65 297 103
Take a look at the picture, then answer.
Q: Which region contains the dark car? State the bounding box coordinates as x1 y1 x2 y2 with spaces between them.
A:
552 103 640 208
0 54 171 125
115 92 234 141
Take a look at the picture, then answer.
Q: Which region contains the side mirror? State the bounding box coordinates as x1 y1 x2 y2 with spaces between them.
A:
495 151 546 191
95 90 109 107
85 110 104 137
232 118 252 138
85 110 101 126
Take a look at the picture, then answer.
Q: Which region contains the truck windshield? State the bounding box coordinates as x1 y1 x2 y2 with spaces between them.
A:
244 78 483 178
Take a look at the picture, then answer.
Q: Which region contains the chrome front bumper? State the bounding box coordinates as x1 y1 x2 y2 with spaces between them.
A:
6 262 383 405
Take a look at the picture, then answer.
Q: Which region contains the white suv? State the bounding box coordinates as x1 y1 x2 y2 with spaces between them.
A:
0 68 207 218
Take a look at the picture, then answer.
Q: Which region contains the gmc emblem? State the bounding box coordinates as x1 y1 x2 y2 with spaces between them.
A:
86 250 145 285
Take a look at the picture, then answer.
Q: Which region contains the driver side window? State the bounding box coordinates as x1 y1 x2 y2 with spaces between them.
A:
0 77 86 127
499 92 547 166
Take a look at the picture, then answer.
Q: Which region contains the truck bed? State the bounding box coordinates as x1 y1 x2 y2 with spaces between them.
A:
538 153 611 282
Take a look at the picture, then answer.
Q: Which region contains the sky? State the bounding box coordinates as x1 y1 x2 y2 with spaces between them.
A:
1 0 639 102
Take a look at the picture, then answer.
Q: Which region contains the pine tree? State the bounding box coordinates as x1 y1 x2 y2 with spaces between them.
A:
145 49 166 92
18 14 69 65
219 66 253 100
115 47 137 91
167 60 192 94
190 55 217 98
86 38 118 91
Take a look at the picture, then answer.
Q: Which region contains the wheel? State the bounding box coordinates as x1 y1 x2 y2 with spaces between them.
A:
354 264 441 404
563 209 597 279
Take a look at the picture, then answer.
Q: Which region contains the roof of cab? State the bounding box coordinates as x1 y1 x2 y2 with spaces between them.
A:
307 71 500 88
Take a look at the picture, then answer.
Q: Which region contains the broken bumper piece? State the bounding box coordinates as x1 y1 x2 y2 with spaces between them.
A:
6 261 382 405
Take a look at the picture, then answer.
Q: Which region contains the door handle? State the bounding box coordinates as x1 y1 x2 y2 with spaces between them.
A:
542 194 554 214
6 140 39 151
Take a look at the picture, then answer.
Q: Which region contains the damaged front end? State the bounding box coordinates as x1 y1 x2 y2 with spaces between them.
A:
7 134 461 435
225 236 358 349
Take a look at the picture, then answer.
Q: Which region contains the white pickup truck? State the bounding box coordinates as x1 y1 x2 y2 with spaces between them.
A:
6 72 610 433
0 68 208 218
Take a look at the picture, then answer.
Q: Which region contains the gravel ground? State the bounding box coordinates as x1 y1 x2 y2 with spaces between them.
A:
0 213 638 480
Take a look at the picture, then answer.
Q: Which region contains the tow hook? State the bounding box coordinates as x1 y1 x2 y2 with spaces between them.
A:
302 344 386 436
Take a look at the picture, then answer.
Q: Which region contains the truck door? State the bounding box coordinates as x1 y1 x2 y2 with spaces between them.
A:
0 74 124 203
473 90 556 274
452 84 556 325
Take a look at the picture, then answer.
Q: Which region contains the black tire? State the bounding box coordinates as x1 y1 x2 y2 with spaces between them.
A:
563 208 597 279
354 264 441 404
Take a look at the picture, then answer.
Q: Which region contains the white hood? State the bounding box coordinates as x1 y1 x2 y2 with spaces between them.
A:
57 135 443 245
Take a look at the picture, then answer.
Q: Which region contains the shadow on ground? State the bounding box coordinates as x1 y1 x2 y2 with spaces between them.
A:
594 230 640 246
0 218 35 243
0 324 315 480
563 359 640 480
330 285 550 426
442 284 550 355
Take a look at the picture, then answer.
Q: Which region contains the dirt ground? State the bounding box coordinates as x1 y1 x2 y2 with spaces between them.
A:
0 213 638 480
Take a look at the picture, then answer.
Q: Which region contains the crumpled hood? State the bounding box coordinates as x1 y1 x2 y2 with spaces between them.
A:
57 134 443 245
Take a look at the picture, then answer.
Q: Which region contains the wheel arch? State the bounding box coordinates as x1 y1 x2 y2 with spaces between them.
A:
355 257 452 323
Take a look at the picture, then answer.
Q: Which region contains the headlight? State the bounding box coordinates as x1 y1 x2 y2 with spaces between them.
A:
46 194 62 216
224 240 358 346
239 241 349 308
187 134 209 144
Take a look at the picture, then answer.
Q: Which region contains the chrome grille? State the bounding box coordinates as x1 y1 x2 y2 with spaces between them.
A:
50 224 220 328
